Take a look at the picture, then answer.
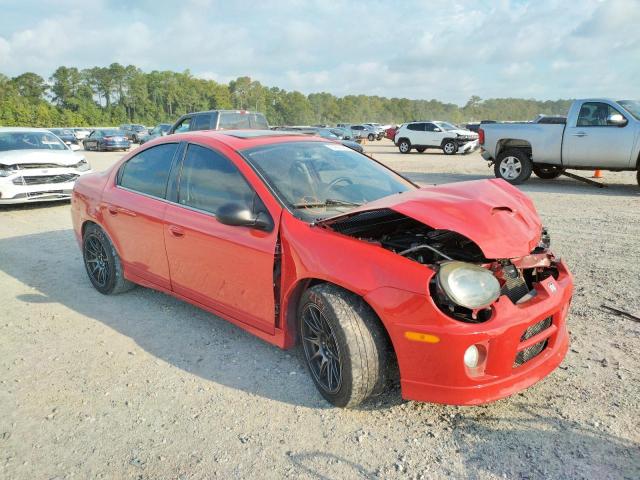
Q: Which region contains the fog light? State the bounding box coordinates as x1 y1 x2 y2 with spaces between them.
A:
464 345 480 368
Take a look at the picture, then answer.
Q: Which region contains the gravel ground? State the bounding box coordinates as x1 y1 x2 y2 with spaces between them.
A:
1 140 639 479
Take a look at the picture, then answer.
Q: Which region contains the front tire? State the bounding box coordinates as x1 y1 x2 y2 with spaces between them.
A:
494 148 533 185
398 139 411 154
83 224 135 295
299 284 390 408
442 140 457 155
533 165 564 179
367 133 375 141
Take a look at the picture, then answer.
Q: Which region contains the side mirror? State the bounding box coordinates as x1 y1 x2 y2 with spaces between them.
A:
607 113 628 127
216 202 273 231
434 128 442 132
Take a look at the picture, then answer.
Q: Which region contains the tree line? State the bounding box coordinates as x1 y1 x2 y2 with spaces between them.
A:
0 63 573 128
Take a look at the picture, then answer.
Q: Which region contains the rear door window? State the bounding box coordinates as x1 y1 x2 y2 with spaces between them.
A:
118 143 179 198
218 112 268 130
192 114 212 131
177 144 255 215
407 123 425 131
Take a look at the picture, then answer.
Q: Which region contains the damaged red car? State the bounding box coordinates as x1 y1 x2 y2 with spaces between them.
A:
71 130 573 408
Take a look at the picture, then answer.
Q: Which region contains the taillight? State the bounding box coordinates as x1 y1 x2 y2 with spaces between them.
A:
478 128 485 145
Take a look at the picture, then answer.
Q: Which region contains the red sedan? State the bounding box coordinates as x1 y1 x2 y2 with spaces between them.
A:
71 130 572 408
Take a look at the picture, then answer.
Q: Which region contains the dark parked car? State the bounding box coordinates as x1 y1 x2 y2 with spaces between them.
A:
139 124 172 145
50 128 79 145
168 110 269 135
83 129 131 151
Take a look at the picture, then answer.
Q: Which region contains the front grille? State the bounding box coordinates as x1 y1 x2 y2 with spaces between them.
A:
514 339 548 367
13 173 79 185
520 316 553 341
18 163 64 169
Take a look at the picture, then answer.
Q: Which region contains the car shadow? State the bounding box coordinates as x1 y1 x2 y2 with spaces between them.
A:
1 228 402 409
402 171 640 197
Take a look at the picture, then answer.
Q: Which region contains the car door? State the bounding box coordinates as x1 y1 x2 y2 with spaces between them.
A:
563 101 635 168
406 123 427 145
163 142 280 334
100 142 181 290
171 115 193 134
423 123 443 146
85 131 100 150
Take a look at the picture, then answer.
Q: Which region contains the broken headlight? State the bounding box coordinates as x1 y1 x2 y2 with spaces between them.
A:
436 261 501 310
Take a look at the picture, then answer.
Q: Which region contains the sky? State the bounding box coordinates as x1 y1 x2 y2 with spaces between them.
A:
0 0 638 105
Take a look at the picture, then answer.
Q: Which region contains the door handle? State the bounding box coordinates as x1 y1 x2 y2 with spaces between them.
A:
168 225 185 237
572 131 587 137
106 205 136 217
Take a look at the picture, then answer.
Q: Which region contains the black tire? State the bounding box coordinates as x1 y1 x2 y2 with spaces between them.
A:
299 284 391 408
494 148 533 185
416 147 426 153
398 139 411 154
533 165 564 179
83 224 135 295
442 140 457 155
367 133 375 141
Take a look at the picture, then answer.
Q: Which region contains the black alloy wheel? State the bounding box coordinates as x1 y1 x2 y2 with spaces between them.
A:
301 304 342 394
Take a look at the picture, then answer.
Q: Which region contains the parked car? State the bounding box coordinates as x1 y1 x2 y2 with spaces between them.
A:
363 123 385 138
83 129 131 151
49 128 80 147
71 129 572 408
315 128 364 153
0 127 91 204
139 123 172 145
479 98 640 185
350 124 380 141
385 125 401 140
168 110 269 134
329 127 353 140
72 128 92 141
465 122 481 133
394 121 479 155
119 124 148 142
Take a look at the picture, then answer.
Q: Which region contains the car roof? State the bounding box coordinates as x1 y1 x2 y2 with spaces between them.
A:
162 129 327 150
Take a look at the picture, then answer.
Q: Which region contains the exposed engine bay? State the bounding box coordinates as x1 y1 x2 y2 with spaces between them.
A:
324 208 560 323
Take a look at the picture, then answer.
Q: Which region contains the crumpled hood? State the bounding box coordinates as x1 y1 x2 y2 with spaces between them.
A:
319 179 542 259
450 128 478 138
0 149 84 166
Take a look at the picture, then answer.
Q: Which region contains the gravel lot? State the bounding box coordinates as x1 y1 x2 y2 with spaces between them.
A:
1 140 639 479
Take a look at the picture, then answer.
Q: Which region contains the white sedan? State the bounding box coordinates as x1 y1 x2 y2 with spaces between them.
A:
0 127 92 204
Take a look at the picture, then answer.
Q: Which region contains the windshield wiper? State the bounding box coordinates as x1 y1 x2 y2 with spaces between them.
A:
293 198 362 209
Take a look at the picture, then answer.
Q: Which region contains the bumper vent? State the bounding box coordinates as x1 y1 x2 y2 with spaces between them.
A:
520 316 553 342
514 339 548 368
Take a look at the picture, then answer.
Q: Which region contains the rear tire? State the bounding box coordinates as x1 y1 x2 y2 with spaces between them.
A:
398 139 411 154
367 133 375 141
83 224 135 295
299 284 391 408
494 148 533 185
533 165 564 179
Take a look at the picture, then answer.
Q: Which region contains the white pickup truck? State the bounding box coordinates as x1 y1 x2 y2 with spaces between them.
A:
479 99 640 185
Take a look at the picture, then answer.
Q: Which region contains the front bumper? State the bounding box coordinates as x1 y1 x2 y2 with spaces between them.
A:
102 142 130 150
0 169 90 204
365 259 573 405
457 139 479 154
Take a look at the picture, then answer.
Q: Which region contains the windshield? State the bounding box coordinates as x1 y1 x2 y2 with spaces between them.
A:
102 130 125 136
618 100 640 120
242 141 415 220
434 122 458 131
0 132 68 151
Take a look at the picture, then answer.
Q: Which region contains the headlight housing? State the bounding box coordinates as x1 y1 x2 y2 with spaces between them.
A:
436 261 501 310
75 158 90 171
0 165 18 177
